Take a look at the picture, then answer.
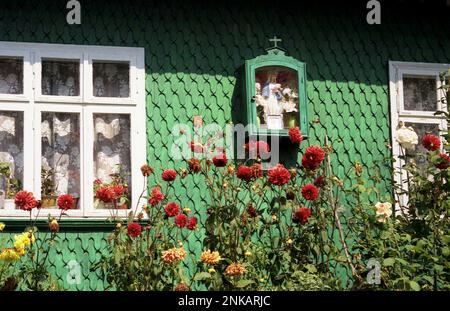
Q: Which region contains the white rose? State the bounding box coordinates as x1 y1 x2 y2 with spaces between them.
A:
396 125 418 150
375 202 392 223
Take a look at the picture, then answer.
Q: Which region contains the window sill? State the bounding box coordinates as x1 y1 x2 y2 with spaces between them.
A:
0 218 129 231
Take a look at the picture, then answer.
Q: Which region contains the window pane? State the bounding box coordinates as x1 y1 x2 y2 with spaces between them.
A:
93 113 131 209
255 66 299 130
0 111 23 207
404 122 440 166
93 62 130 97
41 112 80 209
0 57 23 95
42 59 80 96
403 76 437 111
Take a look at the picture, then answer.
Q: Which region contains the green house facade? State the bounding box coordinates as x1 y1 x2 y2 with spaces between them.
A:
0 0 449 290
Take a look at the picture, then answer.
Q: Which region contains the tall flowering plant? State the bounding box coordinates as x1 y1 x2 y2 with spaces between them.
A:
92 165 199 291
0 191 73 290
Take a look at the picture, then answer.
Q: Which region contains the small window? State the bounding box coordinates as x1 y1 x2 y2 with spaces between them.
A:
93 113 131 209
41 112 80 209
92 61 130 98
0 110 24 200
0 57 23 95
402 75 437 111
41 59 80 96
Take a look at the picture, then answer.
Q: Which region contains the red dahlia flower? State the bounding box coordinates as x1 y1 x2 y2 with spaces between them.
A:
268 164 291 186
96 187 115 203
288 127 303 144
187 217 198 230
292 207 312 225
14 191 37 211
111 184 126 197
140 164 154 177
236 165 253 182
302 146 326 170
212 153 228 167
250 163 263 179
174 214 188 228
245 141 270 158
436 153 450 170
165 202 180 217
57 194 74 211
149 186 165 206
162 169 177 182
187 158 202 173
422 134 441 151
247 204 257 218
127 222 142 237
301 184 319 201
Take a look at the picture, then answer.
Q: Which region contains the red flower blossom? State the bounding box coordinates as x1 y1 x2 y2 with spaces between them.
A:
301 184 319 201
288 127 303 144
127 222 142 237
247 204 257 218
57 194 74 211
174 214 188 228
187 217 198 230
94 178 102 185
164 202 180 217
14 191 37 211
140 164 154 177
436 153 450 170
187 158 202 173
212 153 228 167
96 187 115 203
189 141 205 153
302 146 326 170
111 184 126 197
236 165 253 182
250 163 263 179
314 176 326 187
245 141 270 158
162 169 177 182
292 207 312 225
422 134 441 151
148 187 165 206
268 164 291 186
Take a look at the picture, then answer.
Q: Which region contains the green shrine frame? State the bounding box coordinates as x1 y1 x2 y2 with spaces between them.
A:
244 37 308 138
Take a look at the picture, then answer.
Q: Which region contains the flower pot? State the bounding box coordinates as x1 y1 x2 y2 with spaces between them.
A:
41 195 58 208
94 198 128 210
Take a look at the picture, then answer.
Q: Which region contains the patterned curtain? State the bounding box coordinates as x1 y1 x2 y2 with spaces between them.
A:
41 60 79 96
0 58 23 94
93 62 129 97
0 111 24 194
41 112 80 196
93 113 131 186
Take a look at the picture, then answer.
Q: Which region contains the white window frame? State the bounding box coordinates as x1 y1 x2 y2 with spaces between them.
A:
0 41 146 219
389 61 449 211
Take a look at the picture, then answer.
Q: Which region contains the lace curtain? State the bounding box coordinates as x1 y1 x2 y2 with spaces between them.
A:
403 76 437 111
404 122 440 166
41 112 80 196
42 60 80 96
93 113 131 187
0 58 23 94
93 62 129 97
0 111 24 195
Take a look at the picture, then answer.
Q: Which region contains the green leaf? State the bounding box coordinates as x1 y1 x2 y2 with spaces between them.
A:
409 280 421 291
235 279 255 288
193 272 211 281
383 258 395 267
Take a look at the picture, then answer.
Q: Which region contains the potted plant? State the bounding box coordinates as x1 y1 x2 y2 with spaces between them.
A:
41 168 58 208
0 162 21 209
93 166 130 210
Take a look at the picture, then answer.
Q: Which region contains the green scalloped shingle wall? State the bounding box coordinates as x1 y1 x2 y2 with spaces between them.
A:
1 0 450 290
